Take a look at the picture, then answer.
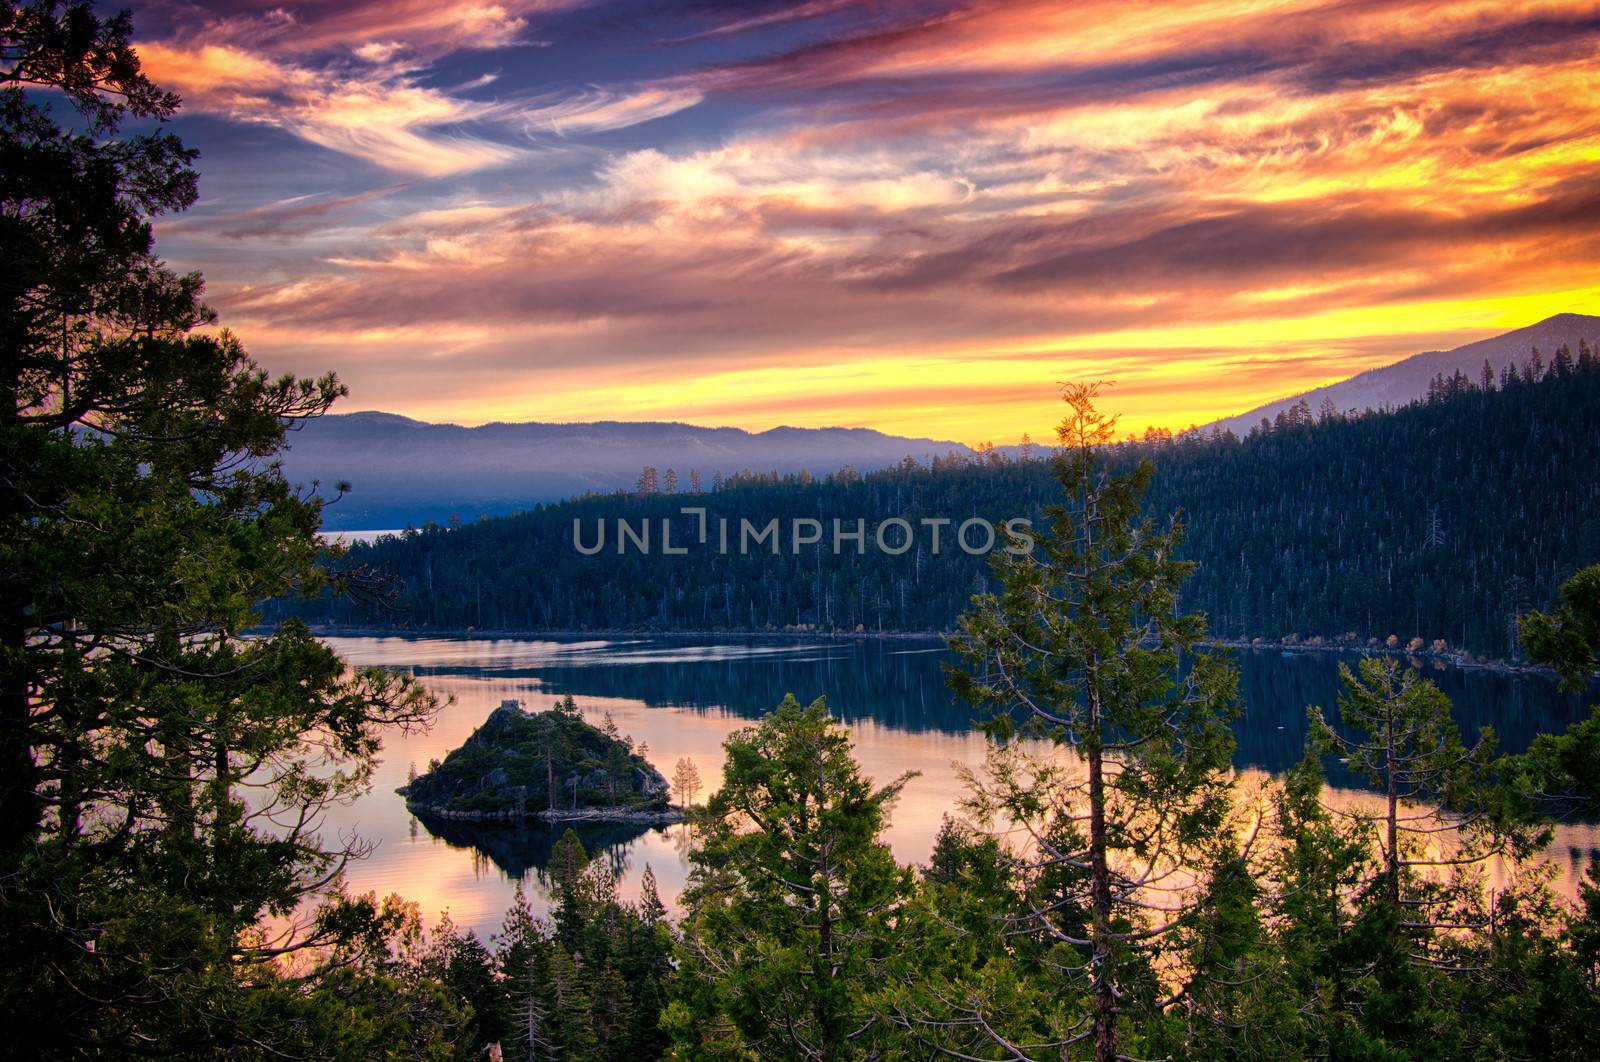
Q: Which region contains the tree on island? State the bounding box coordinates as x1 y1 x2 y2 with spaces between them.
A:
402 697 674 819
672 756 702 807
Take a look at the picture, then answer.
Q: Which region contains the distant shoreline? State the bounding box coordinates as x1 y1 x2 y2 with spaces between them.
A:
308 623 946 643
296 624 1580 681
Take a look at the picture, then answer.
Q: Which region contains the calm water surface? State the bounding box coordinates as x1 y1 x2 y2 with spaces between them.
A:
318 635 1600 939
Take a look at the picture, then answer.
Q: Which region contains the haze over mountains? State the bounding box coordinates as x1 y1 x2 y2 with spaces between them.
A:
286 417 974 529
288 314 1599 530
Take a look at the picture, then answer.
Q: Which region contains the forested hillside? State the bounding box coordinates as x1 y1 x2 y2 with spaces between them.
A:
286 345 1600 656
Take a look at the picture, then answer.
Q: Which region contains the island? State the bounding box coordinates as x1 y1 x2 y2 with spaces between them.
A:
397 696 684 825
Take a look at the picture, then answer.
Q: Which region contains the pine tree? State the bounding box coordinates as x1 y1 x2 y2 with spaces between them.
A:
1260 754 1374 1055
419 913 509 1051
496 887 557 1061
1302 656 1556 1057
0 6 441 1052
1518 565 1600 691
667 695 916 1060
1500 565 1600 814
671 756 702 807
546 946 601 1060
949 382 1240 1062
1554 342 1575 378
1309 658 1496 914
1166 846 1298 1061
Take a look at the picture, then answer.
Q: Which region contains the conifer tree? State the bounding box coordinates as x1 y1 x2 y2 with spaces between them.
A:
1501 565 1600 814
496 886 556 1062
1308 658 1500 913
671 756 702 807
1305 659 1543 1055
0 4 440 1052
949 382 1240 1062
667 695 915 1060
1255 754 1375 1056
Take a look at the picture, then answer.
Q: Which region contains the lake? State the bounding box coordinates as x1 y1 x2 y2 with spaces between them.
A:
317 634 1600 940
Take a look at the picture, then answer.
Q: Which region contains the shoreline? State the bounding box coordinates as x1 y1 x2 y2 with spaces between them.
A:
311 623 943 643
404 799 686 827
301 624 1576 681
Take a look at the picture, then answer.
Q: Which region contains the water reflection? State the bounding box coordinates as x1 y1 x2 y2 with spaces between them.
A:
410 814 664 881
319 634 1598 939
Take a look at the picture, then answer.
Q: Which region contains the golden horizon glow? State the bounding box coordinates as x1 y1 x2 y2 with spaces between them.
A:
241 284 1600 444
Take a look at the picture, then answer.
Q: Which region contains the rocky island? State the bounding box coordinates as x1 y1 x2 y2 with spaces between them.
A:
398 696 683 825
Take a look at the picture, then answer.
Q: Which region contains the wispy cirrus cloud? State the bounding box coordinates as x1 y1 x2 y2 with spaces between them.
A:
143 0 574 59
138 41 524 175
519 86 706 136
137 0 700 176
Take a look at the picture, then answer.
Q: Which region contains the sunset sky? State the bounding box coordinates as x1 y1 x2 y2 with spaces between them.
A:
129 0 1600 442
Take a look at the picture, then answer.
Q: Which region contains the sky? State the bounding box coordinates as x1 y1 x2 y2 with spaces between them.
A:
126 0 1600 443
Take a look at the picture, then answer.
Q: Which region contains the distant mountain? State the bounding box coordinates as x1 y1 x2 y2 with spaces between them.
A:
282 413 972 529
1211 313 1600 436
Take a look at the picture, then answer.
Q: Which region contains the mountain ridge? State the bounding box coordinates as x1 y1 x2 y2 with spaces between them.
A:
329 410 939 439
285 413 976 529
274 358 1600 657
1210 313 1600 435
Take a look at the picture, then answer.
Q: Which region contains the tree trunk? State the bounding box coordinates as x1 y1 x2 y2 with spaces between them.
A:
816 859 836 1055
0 365 41 865
1087 690 1117 1062
1386 714 1399 911
0 619 38 865
813 746 840 1057
1079 463 1117 1062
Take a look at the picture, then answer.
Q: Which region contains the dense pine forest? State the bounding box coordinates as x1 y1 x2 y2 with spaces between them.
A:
293 350 1600 658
